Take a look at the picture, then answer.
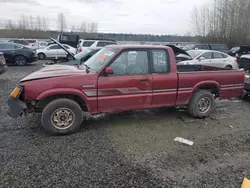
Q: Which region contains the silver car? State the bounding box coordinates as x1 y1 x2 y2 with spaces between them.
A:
178 50 238 69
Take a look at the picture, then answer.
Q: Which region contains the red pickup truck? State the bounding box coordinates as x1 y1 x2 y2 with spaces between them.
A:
7 45 245 135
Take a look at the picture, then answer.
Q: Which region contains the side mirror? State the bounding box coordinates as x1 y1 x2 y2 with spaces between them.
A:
105 67 114 75
199 57 205 61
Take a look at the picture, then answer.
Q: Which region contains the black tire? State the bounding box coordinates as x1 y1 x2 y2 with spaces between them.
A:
41 98 83 135
14 55 27 66
38 53 46 60
188 90 216 118
225 65 232 69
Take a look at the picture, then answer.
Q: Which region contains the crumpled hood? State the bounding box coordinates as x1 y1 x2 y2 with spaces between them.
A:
21 65 86 82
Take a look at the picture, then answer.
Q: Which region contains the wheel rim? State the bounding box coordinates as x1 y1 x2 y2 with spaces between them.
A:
197 97 211 114
39 54 45 59
16 56 26 65
51 108 75 129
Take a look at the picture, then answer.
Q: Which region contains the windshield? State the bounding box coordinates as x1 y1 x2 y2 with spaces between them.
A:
82 47 117 71
74 49 93 60
187 50 203 59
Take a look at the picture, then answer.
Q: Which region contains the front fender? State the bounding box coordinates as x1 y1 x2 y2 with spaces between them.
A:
36 88 87 101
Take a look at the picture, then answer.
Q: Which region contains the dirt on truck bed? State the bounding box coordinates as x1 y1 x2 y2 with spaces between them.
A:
0 61 250 187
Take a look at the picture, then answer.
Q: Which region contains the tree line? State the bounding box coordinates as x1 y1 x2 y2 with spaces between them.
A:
4 13 98 33
192 0 250 47
0 12 200 42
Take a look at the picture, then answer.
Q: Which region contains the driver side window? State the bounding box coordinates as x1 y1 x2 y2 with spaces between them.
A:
108 50 149 76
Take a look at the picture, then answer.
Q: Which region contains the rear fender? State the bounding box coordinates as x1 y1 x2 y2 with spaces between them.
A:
192 81 221 94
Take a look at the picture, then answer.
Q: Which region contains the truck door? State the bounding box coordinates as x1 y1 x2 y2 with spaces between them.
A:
151 49 178 107
97 50 152 112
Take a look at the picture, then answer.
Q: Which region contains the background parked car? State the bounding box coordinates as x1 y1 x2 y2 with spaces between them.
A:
183 44 229 54
178 50 238 69
44 48 100 67
25 39 38 46
166 45 192 62
228 46 240 56
77 39 117 53
36 44 76 60
57 32 80 48
43 38 101 66
7 39 30 46
0 52 7 75
0 42 37 66
31 41 48 50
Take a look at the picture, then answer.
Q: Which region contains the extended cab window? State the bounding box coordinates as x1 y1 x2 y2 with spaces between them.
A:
152 50 169 73
109 50 149 75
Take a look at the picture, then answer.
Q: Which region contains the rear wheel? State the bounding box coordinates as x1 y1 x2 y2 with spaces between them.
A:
15 55 27 66
38 53 46 60
225 65 232 69
41 98 83 135
188 90 216 118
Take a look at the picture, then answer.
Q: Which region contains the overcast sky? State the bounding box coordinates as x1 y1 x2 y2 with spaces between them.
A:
0 0 210 35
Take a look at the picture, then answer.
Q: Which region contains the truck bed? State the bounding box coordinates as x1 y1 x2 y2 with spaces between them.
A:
176 65 244 105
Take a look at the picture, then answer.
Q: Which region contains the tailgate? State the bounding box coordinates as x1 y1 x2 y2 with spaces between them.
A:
176 70 245 105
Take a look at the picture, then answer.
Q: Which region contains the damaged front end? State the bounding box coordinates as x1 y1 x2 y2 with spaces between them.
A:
7 86 27 118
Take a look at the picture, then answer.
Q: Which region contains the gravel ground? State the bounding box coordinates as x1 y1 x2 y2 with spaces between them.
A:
0 61 250 187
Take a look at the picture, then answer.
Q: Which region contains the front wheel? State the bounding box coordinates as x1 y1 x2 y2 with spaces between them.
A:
15 55 27 66
41 98 83 135
188 90 216 118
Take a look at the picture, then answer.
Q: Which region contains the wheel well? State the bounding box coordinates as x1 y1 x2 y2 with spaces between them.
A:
36 94 88 112
14 54 27 60
197 85 219 97
38 52 46 56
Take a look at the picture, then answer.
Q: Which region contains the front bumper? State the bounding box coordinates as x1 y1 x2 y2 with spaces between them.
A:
7 97 27 118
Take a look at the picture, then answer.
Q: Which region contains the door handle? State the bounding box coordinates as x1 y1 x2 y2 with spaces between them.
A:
140 78 149 82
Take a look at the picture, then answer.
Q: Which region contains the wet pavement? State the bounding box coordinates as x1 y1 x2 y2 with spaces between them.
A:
0 61 250 187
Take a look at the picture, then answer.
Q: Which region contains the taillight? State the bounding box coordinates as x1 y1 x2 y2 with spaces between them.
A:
79 48 83 52
234 58 238 62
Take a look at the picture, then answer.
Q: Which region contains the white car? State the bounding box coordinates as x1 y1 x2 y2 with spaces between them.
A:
25 39 38 46
178 50 239 69
77 39 117 53
37 44 76 60
31 41 48 50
